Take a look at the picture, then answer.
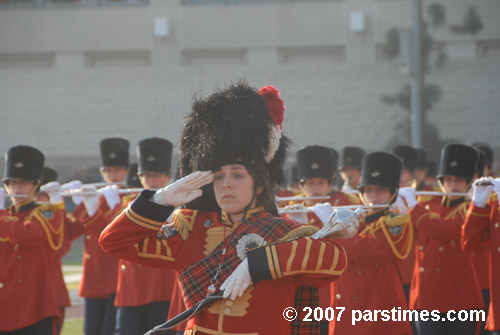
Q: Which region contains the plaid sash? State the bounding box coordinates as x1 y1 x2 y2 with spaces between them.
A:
178 210 309 309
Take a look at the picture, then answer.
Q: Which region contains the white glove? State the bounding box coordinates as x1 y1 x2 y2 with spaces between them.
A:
390 195 409 214
81 185 100 217
61 180 83 205
0 189 5 210
40 181 62 202
284 204 308 224
220 258 252 301
153 171 213 207
341 183 354 194
472 177 494 208
493 177 500 197
398 187 418 209
312 203 334 225
99 185 121 210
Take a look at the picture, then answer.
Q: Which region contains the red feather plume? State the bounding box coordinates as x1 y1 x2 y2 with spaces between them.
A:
258 85 285 128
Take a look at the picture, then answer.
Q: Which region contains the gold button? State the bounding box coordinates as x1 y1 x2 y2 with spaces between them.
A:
0 282 3 288
86 254 91 259
121 265 126 271
425 204 430 210
336 294 342 300
86 235 91 240
137 264 142 268
225 300 233 307
353 296 358 300
18 279 23 283
418 245 423 251
357 270 362 275
495 223 499 228
497 247 500 253
375 264 379 268
310 219 315 224
16 255 21 260
420 267 424 272
438 247 444 252
14 244 19 250
223 307 231 314
450 240 456 247
435 268 440 272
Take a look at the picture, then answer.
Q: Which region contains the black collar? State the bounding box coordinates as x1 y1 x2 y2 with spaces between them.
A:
10 201 38 213
365 209 389 223
442 197 465 208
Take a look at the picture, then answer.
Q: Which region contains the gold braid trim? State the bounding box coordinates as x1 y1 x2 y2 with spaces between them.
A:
415 211 441 228
172 210 198 241
446 202 469 220
0 237 9 243
489 192 498 203
277 225 319 243
344 192 361 204
359 214 413 260
30 206 64 251
417 195 433 203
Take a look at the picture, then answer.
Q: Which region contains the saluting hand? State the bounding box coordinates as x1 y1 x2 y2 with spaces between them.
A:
153 171 214 207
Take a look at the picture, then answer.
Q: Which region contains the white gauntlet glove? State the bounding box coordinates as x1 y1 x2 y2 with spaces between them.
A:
61 180 83 205
283 204 308 224
220 258 252 301
81 185 100 217
398 187 418 210
99 185 121 210
40 181 62 202
0 189 5 210
312 203 334 225
390 195 409 214
493 177 500 198
472 177 494 208
153 171 214 207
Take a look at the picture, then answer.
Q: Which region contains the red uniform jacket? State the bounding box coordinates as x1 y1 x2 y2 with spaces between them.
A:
462 193 500 331
115 194 178 307
99 191 347 335
74 196 122 298
329 210 413 335
408 197 483 312
0 201 65 331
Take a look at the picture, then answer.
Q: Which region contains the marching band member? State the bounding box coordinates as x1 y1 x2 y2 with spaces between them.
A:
99 82 348 335
0 145 65 335
329 151 412 335
339 146 365 193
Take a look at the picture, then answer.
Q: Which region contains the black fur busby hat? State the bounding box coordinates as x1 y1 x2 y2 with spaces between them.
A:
297 145 336 183
359 151 402 191
437 143 478 182
393 145 418 172
426 160 437 178
126 163 142 188
3 145 45 184
179 81 289 212
340 146 365 171
100 137 129 168
41 167 58 185
137 137 173 174
472 142 493 170
416 148 428 170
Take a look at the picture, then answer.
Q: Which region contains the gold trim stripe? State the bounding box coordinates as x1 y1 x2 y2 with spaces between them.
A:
126 209 163 230
270 245 283 278
286 240 298 273
315 241 326 271
265 247 277 280
300 237 312 271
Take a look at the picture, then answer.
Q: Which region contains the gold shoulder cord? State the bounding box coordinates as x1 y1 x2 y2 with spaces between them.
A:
30 207 64 251
446 202 468 220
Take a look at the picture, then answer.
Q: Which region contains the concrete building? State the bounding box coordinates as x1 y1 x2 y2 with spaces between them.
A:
0 0 499 181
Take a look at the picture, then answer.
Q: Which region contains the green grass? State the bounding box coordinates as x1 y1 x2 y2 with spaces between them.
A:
61 317 83 335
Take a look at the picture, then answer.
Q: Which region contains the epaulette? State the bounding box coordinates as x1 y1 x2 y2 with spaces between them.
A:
30 203 65 251
382 212 412 227
122 194 137 206
343 192 361 204
172 209 198 241
417 195 433 203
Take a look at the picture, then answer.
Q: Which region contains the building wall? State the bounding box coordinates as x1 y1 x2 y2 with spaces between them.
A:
0 0 499 180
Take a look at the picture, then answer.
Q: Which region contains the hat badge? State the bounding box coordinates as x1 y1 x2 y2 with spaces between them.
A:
450 161 458 168
371 170 381 177
147 155 156 162
311 163 319 169
14 161 24 168
109 152 117 159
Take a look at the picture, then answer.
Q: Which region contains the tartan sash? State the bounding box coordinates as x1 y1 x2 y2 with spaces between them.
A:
178 210 305 309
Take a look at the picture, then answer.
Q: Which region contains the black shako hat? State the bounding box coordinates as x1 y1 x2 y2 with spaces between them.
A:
426 160 437 178
3 145 45 184
437 143 478 182
297 145 337 183
100 137 129 168
393 145 418 172
126 163 142 188
359 151 402 191
472 142 493 170
41 167 58 185
474 147 486 178
178 81 289 212
340 146 365 171
137 137 173 175
416 148 428 170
